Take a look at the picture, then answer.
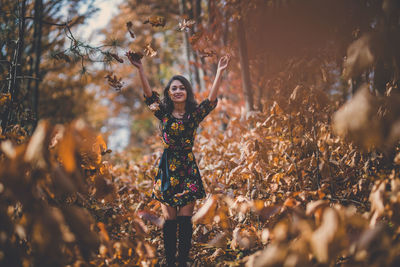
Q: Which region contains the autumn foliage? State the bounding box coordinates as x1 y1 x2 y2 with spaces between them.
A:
2 0 400 266
2 85 400 266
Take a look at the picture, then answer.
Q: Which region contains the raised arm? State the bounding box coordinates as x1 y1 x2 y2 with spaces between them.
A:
208 55 230 102
126 51 152 98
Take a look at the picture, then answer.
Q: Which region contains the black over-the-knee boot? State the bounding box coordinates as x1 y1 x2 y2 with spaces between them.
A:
177 216 193 267
163 219 177 267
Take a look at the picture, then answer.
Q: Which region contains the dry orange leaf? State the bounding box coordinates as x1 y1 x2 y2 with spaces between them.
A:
97 222 110 242
192 195 217 225
58 130 76 172
143 16 166 27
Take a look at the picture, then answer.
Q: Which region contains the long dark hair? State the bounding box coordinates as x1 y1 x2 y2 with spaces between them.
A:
161 75 198 115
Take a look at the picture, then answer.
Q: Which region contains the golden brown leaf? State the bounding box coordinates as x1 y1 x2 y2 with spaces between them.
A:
105 73 124 91
143 15 166 27
109 52 124 63
126 21 135 38
144 43 157 58
177 19 195 32
58 130 76 172
192 195 217 224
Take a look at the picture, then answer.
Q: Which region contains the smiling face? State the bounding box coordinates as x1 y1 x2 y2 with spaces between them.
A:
168 79 187 103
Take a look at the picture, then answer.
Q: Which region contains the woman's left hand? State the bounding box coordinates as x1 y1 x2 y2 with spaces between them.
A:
217 55 230 72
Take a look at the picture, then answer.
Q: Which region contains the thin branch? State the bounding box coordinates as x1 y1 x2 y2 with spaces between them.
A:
328 197 367 207
24 16 68 27
0 60 12 65
2 76 42 81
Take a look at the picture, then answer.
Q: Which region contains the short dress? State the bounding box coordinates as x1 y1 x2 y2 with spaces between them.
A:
144 91 218 207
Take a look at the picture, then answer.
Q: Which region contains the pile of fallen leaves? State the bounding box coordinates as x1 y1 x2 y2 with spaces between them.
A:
2 84 400 266
181 86 400 266
101 85 400 266
0 119 157 266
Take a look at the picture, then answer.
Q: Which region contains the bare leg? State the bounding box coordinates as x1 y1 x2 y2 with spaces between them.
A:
177 202 195 216
161 204 177 266
162 203 177 220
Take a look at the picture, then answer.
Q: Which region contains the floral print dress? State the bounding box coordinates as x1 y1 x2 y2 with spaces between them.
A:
144 91 218 207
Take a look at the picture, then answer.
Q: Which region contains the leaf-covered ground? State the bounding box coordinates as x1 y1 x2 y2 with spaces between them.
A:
1 88 400 266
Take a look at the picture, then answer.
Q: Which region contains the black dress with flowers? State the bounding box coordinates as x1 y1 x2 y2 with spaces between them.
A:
144 91 218 207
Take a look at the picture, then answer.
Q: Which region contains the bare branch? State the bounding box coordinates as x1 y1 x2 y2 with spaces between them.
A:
24 16 68 27
2 76 42 81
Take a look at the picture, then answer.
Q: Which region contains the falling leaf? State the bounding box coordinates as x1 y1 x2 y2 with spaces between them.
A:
199 48 217 58
143 15 166 27
109 52 124 63
310 208 339 263
58 130 76 172
52 51 71 62
24 120 48 168
105 73 124 92
343 33 375 79
143 43 157 57
126 21 135 39
332 85 382 149
192 195 217 224
177 19 195 32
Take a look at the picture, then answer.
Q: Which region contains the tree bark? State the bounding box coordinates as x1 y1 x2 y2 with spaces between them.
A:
32 0 43 130
1 0 27 131
207 0 217 75
191 0 204 91
179 0 193 85
237 16 254 111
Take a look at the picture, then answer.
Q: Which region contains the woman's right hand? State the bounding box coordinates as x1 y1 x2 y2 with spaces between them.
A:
126 50 143 70
126 50 152 97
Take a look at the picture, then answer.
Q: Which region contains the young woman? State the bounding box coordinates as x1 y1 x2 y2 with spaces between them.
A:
127 51 230 266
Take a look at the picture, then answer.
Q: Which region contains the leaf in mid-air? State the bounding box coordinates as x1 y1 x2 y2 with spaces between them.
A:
144 43 157 58
177 19 195 32
126 21 135 39
104 73 124 91
143 15 166 27
109 52 124 63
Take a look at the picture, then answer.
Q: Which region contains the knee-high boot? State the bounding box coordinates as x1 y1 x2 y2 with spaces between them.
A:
177 216 192 267
163 219 177 267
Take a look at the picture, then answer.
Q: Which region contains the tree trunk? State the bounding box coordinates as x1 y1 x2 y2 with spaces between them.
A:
191 0 204 91
236 16 254 111
32 0 43 130
207 0 217 75
179 0 193 85
1 0 27 131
